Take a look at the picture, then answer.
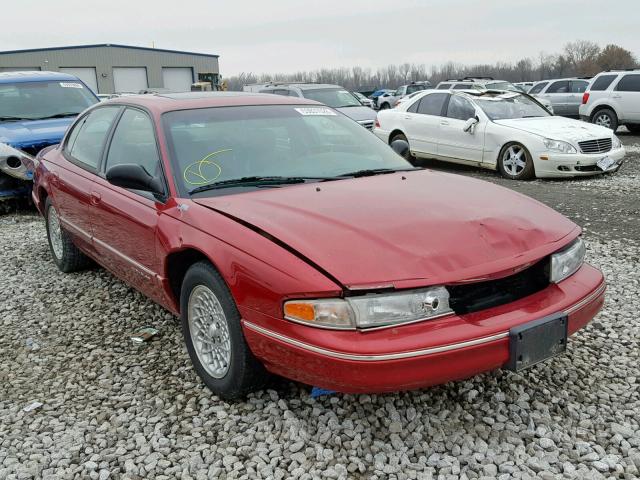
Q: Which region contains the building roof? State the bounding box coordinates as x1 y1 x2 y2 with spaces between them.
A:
0 70 81 84
0 43 218 58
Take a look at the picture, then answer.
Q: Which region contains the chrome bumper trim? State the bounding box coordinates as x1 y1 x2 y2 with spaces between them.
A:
242 320 508 362
564 281 606 315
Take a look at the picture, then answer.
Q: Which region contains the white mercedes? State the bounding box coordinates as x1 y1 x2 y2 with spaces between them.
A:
374 89 625 179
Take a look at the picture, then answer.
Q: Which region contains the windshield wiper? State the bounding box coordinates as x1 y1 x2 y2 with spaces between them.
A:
32 112 82 120
335 167 422 178
189 176 331 194
0 116 32 122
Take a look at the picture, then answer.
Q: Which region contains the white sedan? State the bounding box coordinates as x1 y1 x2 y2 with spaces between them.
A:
374 90 625 179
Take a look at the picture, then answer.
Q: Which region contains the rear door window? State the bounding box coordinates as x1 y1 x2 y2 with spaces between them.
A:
65 106 120 171
615 75 640 92
416 93 448 116
590 75 616 91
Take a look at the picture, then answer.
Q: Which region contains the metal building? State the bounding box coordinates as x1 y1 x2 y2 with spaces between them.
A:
0 44 219 94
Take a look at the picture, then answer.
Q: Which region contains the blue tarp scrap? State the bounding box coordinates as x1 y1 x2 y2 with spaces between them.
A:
311 387 337 398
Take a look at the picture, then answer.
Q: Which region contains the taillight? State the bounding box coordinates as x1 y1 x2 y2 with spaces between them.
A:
375 117 380 128
582 92 590 104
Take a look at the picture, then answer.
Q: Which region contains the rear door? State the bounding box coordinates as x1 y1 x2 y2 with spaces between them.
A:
541 80 570 115
403 92 449 156
613 74 640 121
89 107 167 303
53 106 121 252
438 94 485 163
568 80 589 117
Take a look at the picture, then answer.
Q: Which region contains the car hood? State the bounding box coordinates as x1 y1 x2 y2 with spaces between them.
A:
193 170 578 289
0 118 74 150
494 116 613 143
336 106 377 123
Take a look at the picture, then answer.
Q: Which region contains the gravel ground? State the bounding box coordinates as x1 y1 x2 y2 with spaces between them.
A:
1 136 639 480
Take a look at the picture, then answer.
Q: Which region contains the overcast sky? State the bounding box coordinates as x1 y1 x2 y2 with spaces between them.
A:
4 0 639 76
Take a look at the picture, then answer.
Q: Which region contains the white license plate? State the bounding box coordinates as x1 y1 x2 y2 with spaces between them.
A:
597 156 616 171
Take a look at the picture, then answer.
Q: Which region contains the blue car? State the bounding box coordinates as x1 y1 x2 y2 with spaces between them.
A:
0 71 98 203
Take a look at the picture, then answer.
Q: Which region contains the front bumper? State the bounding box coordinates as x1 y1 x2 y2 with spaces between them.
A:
242 264 605 393
533 147 625 178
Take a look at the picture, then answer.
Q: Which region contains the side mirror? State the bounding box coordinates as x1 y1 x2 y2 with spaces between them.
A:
106 164 164 195
463 116 479 133
390 139 410 159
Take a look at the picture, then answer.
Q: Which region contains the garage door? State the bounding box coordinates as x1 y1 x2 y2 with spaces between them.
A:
59 67 99 93
0 67 41 72
162 67 193 92
113 67 148 93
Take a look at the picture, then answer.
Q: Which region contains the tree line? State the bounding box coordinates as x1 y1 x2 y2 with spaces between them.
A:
224 41 637 92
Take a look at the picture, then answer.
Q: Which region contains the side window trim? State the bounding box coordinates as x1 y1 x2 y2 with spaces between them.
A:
62 106 122 175
102 106 169 202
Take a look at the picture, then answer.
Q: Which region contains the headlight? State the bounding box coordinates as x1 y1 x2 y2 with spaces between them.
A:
550 238 586 283
612 135 622 149
284 286 453 329
543 138 577 154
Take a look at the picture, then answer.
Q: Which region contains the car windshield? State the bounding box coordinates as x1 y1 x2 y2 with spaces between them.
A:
163 105 412 197
302 88 362 108
485 81 519 92
0 80 98 120
474 92 551 120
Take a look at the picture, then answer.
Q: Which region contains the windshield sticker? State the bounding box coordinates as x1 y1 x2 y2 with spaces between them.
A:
183 149 231 186
60 82 83 89
294 107 337 116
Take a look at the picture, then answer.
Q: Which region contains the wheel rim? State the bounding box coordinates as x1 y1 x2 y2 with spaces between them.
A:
47 206 64 260
188 285 232 379
502 145 527 176
595 113 611 128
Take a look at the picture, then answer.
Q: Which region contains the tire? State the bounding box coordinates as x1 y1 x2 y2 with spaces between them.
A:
625 124 640 134
379 103 390 110
180 261 269 400
44 198 91 273
591 108 618 132
497 143 535 180
389 133 413 161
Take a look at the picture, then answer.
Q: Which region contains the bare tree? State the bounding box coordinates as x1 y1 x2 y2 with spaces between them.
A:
597 44 637 71
564 40 601 75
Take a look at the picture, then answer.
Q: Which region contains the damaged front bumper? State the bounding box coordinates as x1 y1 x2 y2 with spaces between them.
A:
0 143 37 201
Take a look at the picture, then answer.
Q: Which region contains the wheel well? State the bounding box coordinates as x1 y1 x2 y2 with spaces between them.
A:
38 187 48 211
166 248 209 308
590 105 616 120
388 130 405 144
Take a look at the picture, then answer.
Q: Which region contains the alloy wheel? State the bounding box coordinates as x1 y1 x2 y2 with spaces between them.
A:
47 206 64 260
188 285 232 379
502 145 527 176
594 113 611 128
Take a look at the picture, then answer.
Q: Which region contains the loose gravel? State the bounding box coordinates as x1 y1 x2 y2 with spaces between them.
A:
1 137 639 480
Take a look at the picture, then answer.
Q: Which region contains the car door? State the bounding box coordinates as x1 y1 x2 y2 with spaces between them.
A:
541 80 570 115
437 94 485 163
89 107 167 303
568 80 589 117
402 92 449 156
613 74 640 121
53 106 121 253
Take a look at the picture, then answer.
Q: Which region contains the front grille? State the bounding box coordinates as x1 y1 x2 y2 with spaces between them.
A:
578 138 612 154
448 259 550 315
358 120 374 131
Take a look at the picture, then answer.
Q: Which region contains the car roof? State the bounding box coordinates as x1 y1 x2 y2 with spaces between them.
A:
259 83 343 91
99 91 323 112
0 70 83 84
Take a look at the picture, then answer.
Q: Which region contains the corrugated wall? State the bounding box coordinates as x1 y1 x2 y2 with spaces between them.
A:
0 46 219 93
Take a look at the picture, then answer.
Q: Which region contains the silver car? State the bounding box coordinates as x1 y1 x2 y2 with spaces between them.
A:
528 78 590 118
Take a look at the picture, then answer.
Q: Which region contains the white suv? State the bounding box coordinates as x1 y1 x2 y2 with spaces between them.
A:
579 70 640 133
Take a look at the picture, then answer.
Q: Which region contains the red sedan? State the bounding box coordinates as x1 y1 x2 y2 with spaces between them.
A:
32 93 605 399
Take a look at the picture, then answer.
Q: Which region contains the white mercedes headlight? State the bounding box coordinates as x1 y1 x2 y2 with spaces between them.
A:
284 287 453 329
612 135 622 149
550 238 586 283
544 138 577 154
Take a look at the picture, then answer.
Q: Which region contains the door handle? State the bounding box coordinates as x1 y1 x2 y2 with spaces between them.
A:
90 192 102 205
612 94 622 99
404 115 412 120
440 120 449 126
